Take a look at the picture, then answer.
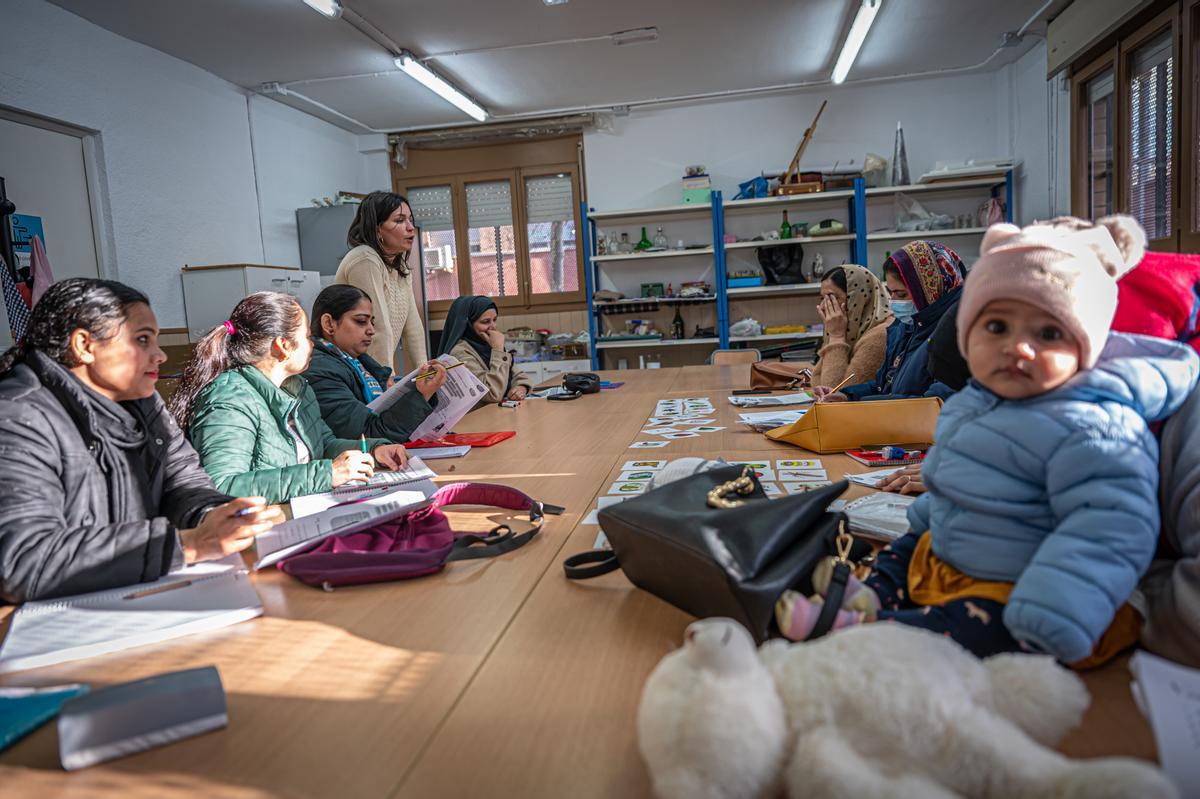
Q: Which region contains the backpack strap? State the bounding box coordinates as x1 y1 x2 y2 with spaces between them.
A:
430 482 563 561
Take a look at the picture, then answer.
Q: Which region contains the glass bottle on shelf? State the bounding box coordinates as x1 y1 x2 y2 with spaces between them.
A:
636 226 653 251
596 230 607 255
608 232 620 254
619 232 632 253
671 305 686 340
653 226 668 249
780 210 792 239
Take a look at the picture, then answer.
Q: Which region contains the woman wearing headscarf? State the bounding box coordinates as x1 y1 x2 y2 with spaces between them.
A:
809 264 893 390
437 296 533 405
813 240 965 402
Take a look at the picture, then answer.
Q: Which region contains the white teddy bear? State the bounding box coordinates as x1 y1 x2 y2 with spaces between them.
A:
638 618 1176 799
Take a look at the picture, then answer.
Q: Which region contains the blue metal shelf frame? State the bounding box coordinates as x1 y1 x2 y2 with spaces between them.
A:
712 191 729 349
851 178 868 264
582 200 600 370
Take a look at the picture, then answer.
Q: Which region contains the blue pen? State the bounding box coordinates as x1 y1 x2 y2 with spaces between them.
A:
235 505 263 517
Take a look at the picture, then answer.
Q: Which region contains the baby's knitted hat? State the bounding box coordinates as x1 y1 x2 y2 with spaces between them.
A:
956 215 1147 368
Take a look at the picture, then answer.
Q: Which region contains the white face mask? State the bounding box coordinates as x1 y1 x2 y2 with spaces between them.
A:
890 299 917 324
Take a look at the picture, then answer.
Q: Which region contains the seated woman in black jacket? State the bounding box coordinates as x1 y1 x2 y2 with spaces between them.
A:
303 285 446 442
0 278 284 603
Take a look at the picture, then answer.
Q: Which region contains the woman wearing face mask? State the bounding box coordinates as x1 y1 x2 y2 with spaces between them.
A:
809 265 892 390
0 279 285 603
169 292 410 506
813 240 965 402
304 285 448 441
334 191 428 373
437 296 533 405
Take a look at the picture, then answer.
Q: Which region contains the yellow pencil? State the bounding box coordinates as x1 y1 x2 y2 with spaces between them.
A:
817 372 856 402
416 362 466 381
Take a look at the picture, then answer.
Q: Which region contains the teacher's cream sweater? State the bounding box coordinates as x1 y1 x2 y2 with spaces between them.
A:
334 245 428 371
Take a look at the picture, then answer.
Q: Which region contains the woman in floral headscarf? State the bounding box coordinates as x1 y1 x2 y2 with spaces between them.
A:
809 264 892 389
813 240 965 402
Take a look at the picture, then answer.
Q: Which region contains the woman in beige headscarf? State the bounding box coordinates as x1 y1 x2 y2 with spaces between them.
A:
809 264 892 388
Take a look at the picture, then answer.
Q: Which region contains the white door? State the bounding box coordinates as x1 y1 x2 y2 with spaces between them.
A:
0 115 101 347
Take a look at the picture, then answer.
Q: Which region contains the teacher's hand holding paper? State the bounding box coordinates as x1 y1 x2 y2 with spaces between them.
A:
179 497 284 563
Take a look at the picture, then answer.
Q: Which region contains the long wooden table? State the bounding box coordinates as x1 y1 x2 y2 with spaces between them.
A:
0 366 1157 796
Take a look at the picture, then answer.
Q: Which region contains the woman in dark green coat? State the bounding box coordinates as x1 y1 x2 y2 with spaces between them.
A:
168 292 411 505
303 285 447 442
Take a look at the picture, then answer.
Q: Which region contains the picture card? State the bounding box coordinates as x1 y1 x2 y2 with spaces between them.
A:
649 427 685 436
779 468 829 481
630 440 671 448
675 419 716 426
735 461 770 470
622 459 667 471
776 459 822 469
747 468 776 481
660 431 701 439
690 426 726 434
617 470 657 482
782 481 834 494
608 481 649 495
761 482 783 497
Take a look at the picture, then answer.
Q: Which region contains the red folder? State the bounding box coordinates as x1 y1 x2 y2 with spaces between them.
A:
408 431 516 448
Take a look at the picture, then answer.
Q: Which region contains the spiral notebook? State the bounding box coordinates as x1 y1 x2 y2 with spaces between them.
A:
0 555 261 675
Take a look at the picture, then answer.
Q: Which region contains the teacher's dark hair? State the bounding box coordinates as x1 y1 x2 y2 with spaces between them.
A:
0 278 149 376
311 285 372 338
347 191 411 276
168 292 304 433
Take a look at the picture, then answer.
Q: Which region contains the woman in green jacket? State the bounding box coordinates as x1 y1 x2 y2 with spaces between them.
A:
168 292 410 505
304 285 447 442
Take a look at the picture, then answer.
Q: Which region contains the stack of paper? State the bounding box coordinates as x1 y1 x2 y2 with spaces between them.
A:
845 465 906 488
843 493 915 540
1130 650 1200 796
738 409 807 431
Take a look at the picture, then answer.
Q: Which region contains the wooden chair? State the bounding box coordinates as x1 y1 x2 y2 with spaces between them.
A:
710 348 761 366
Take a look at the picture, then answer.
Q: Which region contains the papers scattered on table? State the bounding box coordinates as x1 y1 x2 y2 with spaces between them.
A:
608 481 649 495
738 409 807 431
0 555 260 675
259 488 433 569
368 355 486 442
778 468 828 481
622 459 667 471
617 470 657 482
845 465 905 488
777 459 821 469
728 392 813 407
1130 650 1200 796
630 440 670 449
782 481 833 494
843 493 915 540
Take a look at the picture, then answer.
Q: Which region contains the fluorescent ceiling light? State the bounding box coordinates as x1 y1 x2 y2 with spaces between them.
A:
395 53 488 121
302 0 342 18
611 27 659 46
543 0 569 5
831 0 881 84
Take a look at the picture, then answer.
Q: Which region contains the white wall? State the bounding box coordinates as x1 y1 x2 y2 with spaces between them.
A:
0 0 376 328
249 95 366 267
583 47 1064 226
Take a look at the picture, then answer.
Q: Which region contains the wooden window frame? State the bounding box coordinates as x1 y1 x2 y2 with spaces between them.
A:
1183 0 1200 251
1119 5 1181 251
518 163 587 308
1071 47 1120 219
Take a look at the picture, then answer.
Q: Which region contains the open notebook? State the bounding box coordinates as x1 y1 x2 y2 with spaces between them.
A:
0 555 261 675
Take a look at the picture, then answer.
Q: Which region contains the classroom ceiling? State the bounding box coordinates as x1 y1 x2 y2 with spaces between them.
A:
48 0 1058 133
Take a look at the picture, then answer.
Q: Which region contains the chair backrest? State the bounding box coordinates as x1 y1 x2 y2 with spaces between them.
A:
710 349 762 365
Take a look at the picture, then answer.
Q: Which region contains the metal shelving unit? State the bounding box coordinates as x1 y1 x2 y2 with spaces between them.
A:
581 171 1014 368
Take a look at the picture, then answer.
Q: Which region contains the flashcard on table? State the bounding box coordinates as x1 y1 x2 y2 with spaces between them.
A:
778 468 829 481
747 468 776 481
622 459 667 471
660 431 701 439
609 481 649 495
776 459 822 469
782 481 834 494
617 470 657 482
646 417 679 426
649 427 684 436
630 440 670 449
736 461 770 470
761 482 783 497
584 495 634 524
675 419 716 426
690 426 726 434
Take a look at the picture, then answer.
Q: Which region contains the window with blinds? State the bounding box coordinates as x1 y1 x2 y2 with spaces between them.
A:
465 180 519 298
1128 30 1174 241
525 174 579 295
1086 71 1115 219
1192 6 1200 236
408 185 461 303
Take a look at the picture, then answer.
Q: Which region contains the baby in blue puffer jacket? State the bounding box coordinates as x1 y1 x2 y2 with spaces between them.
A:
778 216 1200 664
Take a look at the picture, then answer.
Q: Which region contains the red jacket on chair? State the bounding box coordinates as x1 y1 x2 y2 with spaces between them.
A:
1112 251 1200 353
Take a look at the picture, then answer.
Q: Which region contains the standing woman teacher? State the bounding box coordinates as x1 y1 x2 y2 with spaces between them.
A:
335 191 428 372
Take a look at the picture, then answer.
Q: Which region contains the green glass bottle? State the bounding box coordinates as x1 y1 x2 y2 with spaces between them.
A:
671 304 686 340
780 210 792 239
636 226 653 251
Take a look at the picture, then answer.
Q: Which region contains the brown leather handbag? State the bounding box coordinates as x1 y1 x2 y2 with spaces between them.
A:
750 361 811 389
